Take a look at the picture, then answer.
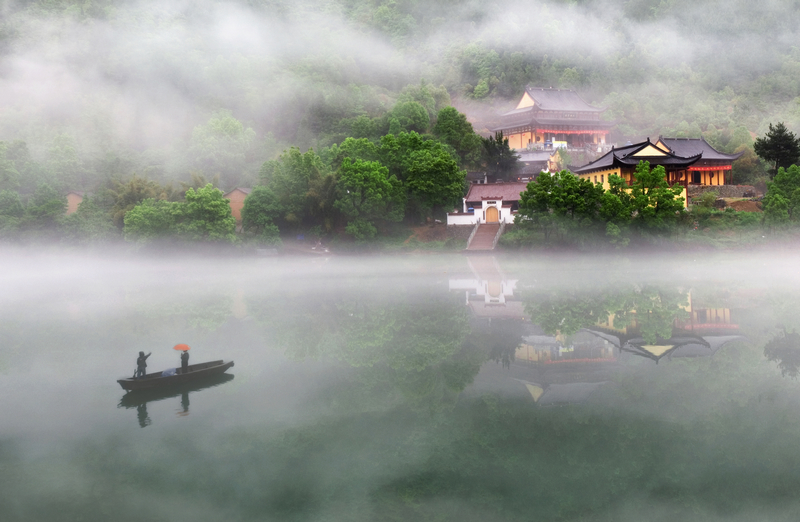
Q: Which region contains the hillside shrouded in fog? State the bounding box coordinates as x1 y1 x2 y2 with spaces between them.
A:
2 0 800 193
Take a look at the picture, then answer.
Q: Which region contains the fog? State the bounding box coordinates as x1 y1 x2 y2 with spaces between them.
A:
2 0 800 187
3 249 800 520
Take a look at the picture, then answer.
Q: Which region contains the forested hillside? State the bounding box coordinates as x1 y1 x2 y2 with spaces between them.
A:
1 0 799 241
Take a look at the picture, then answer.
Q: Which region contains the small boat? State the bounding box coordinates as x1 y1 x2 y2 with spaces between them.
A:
117 359 234 391
118 373 235 408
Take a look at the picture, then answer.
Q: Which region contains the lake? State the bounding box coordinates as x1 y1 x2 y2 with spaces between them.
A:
2 248 800 521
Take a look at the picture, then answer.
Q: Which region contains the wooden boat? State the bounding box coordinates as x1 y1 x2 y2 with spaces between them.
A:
118 373 235 408
117 359 234 391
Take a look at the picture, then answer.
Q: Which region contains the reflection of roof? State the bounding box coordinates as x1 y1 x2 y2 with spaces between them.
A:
658 137 744 162
671 335 745 357
464 182 528 203
571 139 701 174
537 382 608 405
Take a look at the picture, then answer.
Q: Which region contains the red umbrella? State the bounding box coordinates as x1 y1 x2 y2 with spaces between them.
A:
173 343 190 351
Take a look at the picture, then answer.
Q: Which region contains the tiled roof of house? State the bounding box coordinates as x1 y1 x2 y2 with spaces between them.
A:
464 182 528 203
570 139 701 174
523 87 606 113
658 137 744 161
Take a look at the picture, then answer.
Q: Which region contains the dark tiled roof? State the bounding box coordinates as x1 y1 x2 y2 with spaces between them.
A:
524 87 606 112
464 182 528 203
517 151 553 162
570 139 701 174
224 187 252 196
658 137 744 161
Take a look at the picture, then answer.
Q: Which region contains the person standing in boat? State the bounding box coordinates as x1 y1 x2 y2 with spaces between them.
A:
136 351 151 379
180 349 189 373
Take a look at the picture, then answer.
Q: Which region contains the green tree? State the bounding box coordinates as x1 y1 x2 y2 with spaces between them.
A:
61 195 118 243
24 183 65 231
762 164 800 226
109 175 177 228
754 122 800 175
516 170 604 241
173 184 236 243
0 142 20 191
432 107 483 168
260 147 334 230
481 131 519 180
241 185 282 244
627 161 685 231
388 101 430 135
46 134 85 190
189 110 256 185
0 189 23 239
334 158 404 240
123 198 177 242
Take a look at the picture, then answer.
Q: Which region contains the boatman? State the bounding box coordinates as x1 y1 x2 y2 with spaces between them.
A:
180 350 189 373
136 351 151 379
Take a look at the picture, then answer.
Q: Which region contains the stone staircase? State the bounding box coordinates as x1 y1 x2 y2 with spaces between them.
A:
466 223 501 251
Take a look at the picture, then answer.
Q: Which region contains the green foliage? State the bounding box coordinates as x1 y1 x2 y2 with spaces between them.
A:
25 183 65 230
189 110 257 185
260 147 335 230
334 158 404 240
763 164 800 227
697 190 718 209
0 189 23 239
109 176 177 228
241 186 282 244
627 161 686 231
432 107 483 168
123 198 178 242
481 131 519 180
61 195 118 243
754 122 800 175
516 170 605 241
174 184 237 243
388 101 430 135
0 142 20 191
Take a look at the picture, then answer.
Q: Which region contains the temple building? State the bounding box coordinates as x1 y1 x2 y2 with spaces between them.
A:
493 87 614 151
655 137 744 186
570 138 700 207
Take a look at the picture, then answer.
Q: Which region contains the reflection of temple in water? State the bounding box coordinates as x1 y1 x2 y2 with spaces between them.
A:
581 294 744 364
449 256 525 320
451 263 745 404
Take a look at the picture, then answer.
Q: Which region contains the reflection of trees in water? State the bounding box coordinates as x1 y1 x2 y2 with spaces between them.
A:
485 319 526 368
250 285 483 409
523 284 689 344
764 329 800 378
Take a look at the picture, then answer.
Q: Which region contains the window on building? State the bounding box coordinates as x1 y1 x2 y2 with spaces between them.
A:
601 175 604 184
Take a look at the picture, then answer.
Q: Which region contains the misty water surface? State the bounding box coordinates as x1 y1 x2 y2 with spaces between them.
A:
2 250 800 521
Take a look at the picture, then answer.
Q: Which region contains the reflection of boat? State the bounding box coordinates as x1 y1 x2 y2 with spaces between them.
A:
117 360 234 391
118 373 235 408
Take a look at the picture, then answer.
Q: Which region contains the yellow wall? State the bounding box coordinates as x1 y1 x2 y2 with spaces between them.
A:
578 168 620 190
579 168 688 207
690 169 726 186
516 92 535 109
632 144 668 157
507 131 536 150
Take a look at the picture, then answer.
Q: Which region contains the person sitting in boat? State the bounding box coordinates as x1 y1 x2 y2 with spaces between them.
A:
180 350 189 373
136 351 151 379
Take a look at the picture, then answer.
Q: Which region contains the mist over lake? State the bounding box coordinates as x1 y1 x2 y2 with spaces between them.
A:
3 249 800 521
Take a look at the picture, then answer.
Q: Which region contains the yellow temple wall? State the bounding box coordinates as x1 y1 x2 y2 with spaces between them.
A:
578 168 619 190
